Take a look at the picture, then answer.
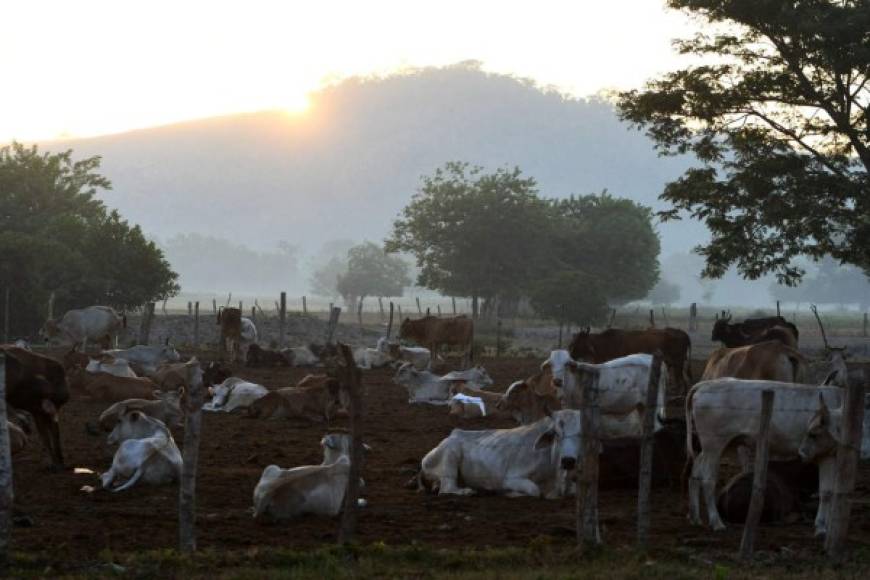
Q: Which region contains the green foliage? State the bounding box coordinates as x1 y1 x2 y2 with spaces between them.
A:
336 241 412 302
648 278 681 305
618 0 870 284
0 143 178 334
529 271 609 326
386 163 661 318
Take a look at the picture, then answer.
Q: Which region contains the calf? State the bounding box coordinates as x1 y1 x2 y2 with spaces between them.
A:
99 389 184 431
101 411 182 491
67 367 157 402
2 346 69 468
204 377 268 412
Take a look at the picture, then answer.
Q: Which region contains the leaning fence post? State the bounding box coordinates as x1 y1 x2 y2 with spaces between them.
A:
378 297 385 322
0 352 13 564
416 297 422 316
825 380 866 561
187 301 192 317
578 374 601 547
179 362 205 552
337 343 364 544
138 302 155 345
739 389 775 560
279 292 287 348
386 302 395 340
193 302 200 349
637 352 663 549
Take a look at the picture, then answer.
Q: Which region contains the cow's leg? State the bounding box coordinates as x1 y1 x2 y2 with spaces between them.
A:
815 459 835 537
697 446 726 530
503 478 541 497
438 476 475 496
688 454 702 525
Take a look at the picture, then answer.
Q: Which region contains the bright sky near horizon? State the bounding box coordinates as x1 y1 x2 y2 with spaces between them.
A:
1 0 699 143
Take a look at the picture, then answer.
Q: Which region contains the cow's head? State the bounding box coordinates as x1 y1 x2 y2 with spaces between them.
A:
203 361 230 388
798 394 839 463
321 432 372 465
568 328 594 361
498 379 560 425
107 410 163 446
38 319 60 342
392 362 418 385
535 410 584 471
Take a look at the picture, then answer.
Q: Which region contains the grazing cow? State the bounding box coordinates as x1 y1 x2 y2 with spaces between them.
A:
546 351 668 437
252 431 361 520
392 363 493 404
204 377 268 412
400 316 474 366
40 305 126 351
701 341 805 383
101 412 182 491
247 376 347 422
85 356 137 378
67 367 158 402
685 379 870 534
99 389 184 431
102 345 180 377
569 327 691 393
711 314 799 348
246 344 289 367
496 379 562 425
2 347 69 468
281 346 320 367
418 410 584 499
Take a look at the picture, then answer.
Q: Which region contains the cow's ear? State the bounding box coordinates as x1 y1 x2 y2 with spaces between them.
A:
534 429 556 450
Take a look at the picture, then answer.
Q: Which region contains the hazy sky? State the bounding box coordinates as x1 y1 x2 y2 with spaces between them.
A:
1 0 699 142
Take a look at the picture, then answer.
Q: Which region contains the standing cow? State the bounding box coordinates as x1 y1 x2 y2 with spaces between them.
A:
40 306 126 351
400 315 474 367
217 308 257 363
711 314 799 348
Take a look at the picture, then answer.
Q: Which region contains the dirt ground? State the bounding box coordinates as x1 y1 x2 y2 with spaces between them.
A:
9 351 870 563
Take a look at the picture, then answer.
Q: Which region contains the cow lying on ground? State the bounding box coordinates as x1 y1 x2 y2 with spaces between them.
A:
247 375 347 422
99 389 184 431
419 410 584 500
40 305 126 351
204 377 268 412
711 314 799 348
400 315 474 366
393 363 494 404
447 383 510 420
252 431 363 520
85 356 137 378
281 346 320 367
101 411 182 491
387 342 431 370
102 345 180 377
246 344 289 367
2 346 70 468
702 340 805 383
67 367 158 402
495 378 561 425
686 379 870 534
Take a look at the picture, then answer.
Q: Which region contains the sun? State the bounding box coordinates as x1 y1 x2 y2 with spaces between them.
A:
283 93 312 115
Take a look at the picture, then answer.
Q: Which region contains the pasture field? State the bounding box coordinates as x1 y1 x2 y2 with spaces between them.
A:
6 349 870 577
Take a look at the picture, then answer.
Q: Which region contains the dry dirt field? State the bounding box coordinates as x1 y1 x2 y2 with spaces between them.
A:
9 350 870 565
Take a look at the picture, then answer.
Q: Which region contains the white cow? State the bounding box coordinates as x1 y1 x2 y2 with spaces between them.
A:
86 356 137 378
252 432 365 520
545 350 667 437
686 378 870 535
280 346 320 367
237 317 258 363
419 410 584 499
392 363 494 404
40 306 126 351
102 345 181 377
204 377 268 412
101 411 183 491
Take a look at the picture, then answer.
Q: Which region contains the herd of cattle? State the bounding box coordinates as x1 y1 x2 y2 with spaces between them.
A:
2 305 870 538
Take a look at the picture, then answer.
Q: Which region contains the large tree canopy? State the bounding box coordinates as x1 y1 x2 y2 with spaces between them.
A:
618 0 870 284
336 241 412 304
0 143 178 335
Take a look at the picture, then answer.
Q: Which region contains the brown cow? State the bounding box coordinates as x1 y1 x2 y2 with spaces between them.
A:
701 340 804 382
67 367 158 403
248 375 347 422
1 346 70 468
711 314 799 348
568 327 692 393
217 307 242 362
399 316 474 366
495 376 561 425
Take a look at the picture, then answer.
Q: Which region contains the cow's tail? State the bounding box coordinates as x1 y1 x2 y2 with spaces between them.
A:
785 347 806 383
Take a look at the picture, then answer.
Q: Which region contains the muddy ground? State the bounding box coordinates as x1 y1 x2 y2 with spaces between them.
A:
9 352 870 562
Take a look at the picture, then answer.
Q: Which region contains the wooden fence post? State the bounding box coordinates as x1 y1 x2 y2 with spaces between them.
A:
437 305 442 318
212 299 217 314
357 298 364 330
337 343 364 544
250 306 256 323
637 352 663 549
825 380 866 561
329 302 334 321
649 309 655 328
416 297 422 316
397 304 403 320
378 297 385 321
578 374 601 547
238 300 243 312
661 306 669 327
557 304 564 349
496 318 502 358
452 297 457 315
138 302 155 345
739 389 775 560
47 291 55 321
302 295 308 316
187 301 192 317
2 288 9 344
386 302 395 340
279 292 287 348
326 307 341 344
193 302 200 349
0 352 13 564
179 362 205 552
776 300 781 317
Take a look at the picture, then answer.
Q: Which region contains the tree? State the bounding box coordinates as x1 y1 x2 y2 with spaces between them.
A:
0 143 178 334
648 278 682 306
770 255 870 309
308 239 356 297
528 271 609 326
336 242 412 305
386 162 553 315
618 0 870 285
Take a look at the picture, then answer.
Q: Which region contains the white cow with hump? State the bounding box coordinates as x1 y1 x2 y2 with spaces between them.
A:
393 363 494 404
40 306 126 350
101 411 183 491
102 344 181 377
544 350 667 438
419 410 584 499
686 378 870 535
204 377 268 412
